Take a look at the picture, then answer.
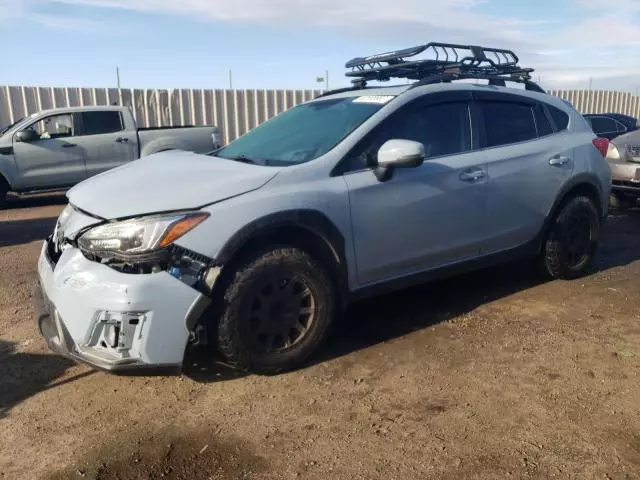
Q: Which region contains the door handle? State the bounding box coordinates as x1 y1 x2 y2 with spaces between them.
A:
116 137 129 143
459 168 485 182
62 143 77 148
549 156 571 167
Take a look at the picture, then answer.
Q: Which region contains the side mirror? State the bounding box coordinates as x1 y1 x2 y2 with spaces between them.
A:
16 129 39 143
374 139 425 182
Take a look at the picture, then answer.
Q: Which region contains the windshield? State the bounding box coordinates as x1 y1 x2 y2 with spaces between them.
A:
213 96 392 166
0 117 25 136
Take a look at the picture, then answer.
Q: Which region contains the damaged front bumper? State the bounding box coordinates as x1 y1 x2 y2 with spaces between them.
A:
34 238 211 373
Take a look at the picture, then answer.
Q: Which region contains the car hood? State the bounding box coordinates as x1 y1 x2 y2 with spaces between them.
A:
67 150 282 219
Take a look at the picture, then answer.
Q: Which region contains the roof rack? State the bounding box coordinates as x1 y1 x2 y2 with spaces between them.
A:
342 42 545 93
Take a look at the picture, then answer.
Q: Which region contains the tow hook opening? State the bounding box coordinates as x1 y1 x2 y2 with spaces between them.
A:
95 311 145 353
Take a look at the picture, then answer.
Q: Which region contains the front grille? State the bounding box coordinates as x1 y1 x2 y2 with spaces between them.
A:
628 145 640 158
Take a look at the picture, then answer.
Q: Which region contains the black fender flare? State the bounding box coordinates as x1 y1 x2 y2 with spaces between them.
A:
215 209 350 307
549 173 604 217
534 172 604 250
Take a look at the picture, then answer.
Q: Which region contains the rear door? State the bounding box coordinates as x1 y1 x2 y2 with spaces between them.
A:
12 112 86 189
341 91 489 286
75 110 138 178
475 91 574 254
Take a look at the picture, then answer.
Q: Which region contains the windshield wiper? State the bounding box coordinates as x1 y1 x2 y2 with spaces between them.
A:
225 155 269 165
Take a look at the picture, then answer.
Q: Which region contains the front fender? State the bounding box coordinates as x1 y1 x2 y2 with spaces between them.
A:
215 209 347 265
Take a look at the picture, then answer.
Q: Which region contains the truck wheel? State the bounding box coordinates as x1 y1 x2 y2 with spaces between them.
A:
216 247 336 374
540 195 600 280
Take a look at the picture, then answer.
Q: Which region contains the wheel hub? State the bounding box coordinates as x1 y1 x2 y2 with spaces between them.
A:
246 277 316 354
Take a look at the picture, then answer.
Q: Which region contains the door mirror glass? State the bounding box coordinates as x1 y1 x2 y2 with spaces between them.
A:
16 129 39 143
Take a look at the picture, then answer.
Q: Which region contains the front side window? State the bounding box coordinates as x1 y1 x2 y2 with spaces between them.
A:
212 96 391 166
479 101 537 147
342 101 471 172
29 113 75 140
82 111 124 135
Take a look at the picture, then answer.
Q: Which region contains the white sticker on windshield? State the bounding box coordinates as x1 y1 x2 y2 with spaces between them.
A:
352 95 395 104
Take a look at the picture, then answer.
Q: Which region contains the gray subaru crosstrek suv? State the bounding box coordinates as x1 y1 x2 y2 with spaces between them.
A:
34 43 612 375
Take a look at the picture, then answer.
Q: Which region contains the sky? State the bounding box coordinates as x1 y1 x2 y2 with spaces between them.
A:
1 0 640 93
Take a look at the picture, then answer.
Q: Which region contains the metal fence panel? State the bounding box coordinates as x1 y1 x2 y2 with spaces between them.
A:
1 85 638 143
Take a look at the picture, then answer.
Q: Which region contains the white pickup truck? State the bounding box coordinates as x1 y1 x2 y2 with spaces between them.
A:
0 105 222 207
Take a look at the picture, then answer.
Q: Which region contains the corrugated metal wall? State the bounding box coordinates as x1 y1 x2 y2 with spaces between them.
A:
2 85 639 144
0 86 323 144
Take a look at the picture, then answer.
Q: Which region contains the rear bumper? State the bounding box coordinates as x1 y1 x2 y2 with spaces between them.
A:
34 239 209 373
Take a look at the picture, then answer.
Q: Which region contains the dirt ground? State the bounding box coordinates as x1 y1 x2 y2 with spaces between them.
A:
1 195 639 480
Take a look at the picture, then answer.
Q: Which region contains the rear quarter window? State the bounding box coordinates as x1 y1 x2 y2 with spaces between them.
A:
534 104 554 137
547 105 570 132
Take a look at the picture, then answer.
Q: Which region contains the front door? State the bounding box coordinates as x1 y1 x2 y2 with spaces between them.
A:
340 93 488 286
12 113 86 190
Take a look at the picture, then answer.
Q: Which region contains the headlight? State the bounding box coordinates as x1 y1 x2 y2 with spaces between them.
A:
77 212 209 259
606 143 621 160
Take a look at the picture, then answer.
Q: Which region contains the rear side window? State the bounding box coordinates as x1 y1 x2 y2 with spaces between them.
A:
548 105 569 132
479 101 537 147
81 111 123 135
533 104 554 137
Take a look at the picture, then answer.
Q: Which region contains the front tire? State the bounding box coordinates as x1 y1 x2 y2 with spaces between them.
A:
540 195 601 280
216 247 336 374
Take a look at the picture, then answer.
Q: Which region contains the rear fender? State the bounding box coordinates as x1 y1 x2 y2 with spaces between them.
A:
140 136 188 157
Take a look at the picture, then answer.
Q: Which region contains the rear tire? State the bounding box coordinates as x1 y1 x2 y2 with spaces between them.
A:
216 247 336 374
540 195 601 280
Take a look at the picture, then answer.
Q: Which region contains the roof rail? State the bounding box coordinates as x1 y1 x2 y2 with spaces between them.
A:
314 84 371 99
344 42 543 92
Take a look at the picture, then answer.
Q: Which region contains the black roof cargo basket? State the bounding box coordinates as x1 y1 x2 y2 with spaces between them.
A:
342 42 545 93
